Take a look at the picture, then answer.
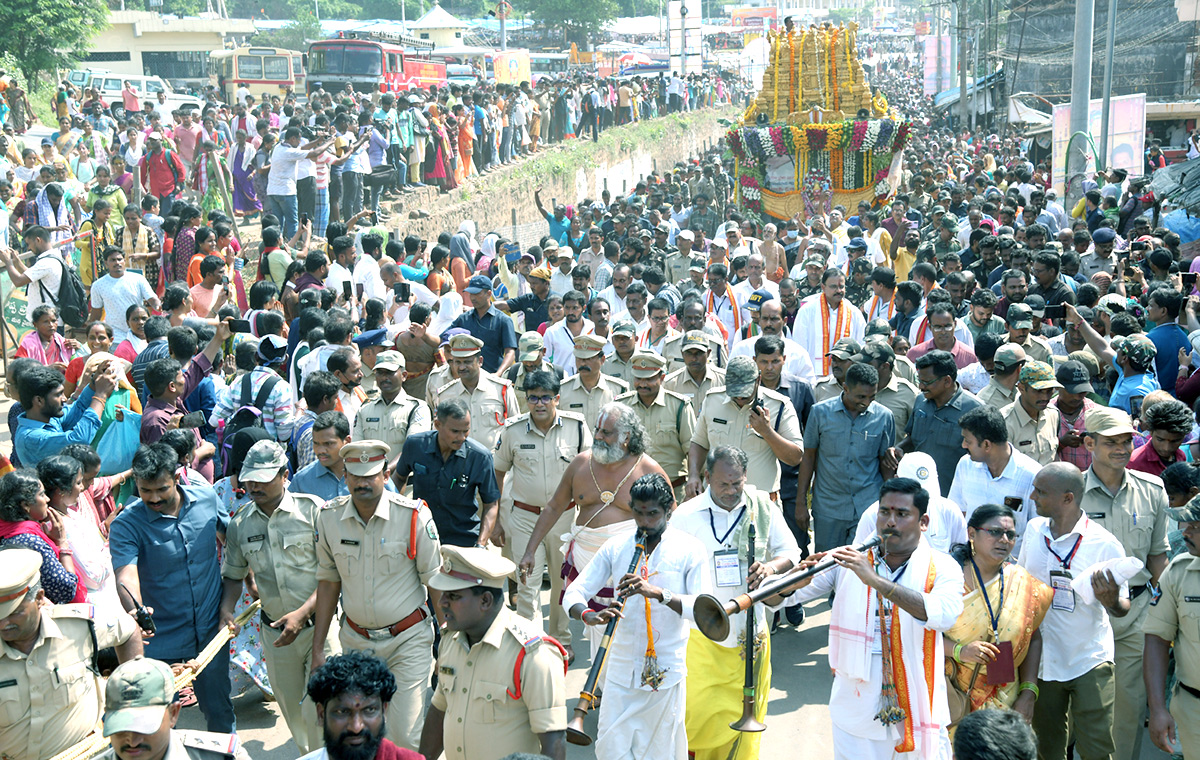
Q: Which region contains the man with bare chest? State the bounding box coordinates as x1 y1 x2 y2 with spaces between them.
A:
518 402 667 644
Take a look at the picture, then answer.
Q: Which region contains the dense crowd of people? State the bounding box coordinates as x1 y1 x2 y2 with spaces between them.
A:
0 30 1198 760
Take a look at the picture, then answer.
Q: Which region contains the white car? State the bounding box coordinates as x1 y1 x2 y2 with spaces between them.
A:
88 74 203 118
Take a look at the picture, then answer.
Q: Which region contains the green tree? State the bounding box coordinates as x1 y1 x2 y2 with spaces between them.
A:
523 0 617 43
251 8 325 49
0 0 108 86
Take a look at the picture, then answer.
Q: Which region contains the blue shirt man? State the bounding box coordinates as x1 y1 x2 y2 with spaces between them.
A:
451 275 519 373
393 428 501 547
108 445 234 733
288 458 400 501
14 373 110 465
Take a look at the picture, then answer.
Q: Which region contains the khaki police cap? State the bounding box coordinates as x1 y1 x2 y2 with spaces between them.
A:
429 545 517 591
630 351 667 378
240 440 288 483
341 440 393 477
1085 406 1136 438
448 333 484 359
682 330 711 353
0 548 42 619
573 333 607 358
374 350 405 372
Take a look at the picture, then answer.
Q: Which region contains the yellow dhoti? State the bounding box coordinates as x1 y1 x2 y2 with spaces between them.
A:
685 628 771 760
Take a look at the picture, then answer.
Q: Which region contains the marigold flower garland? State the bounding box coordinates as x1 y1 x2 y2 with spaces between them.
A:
789 32 797 115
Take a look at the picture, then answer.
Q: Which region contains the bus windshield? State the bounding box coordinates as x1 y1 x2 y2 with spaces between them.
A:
309 44 382 76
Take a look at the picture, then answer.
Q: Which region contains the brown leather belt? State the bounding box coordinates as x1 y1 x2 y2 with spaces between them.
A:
513 500 542 514
670 477 686 488
346 607 427 640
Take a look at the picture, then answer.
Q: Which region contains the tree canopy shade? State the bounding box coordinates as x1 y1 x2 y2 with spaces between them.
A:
523 0 619 42
0 0 108 87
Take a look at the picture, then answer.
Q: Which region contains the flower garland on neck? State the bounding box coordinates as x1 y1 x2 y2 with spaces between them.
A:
819 292 850 375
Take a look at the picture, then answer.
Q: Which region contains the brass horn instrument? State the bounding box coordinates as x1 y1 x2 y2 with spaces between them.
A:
694 536 883 641
565 530 647 746
729 523 766 733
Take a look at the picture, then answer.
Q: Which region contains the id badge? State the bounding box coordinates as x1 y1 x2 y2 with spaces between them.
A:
714 549 742 587
1050 570 1075 613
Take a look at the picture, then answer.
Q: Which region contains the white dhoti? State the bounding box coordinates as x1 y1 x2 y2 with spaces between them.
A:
561 520 636 650
595 679 688 760
832 724 952 760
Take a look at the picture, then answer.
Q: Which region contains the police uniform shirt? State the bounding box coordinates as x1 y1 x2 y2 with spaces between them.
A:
692 386 803 493
314 492 442 630
221 492 325 622
1021 335 1054 364
1143 552 1200 692
1000 401 1062 467
424 364 453 409
493 412 591 507
394 430 502 547
504 362 566 415
1079 468 1170 592
430 373 519 451
0 605 138 760
614 388 695 483
557 374 628 429
977 378 1018 409
353 390 433 459
663 364 727 415
662 332 728 371
602 353 636 386
812 375 842 404
431 606 567 760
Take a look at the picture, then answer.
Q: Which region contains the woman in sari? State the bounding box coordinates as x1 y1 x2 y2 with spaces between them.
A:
0 468 88 605
111 154 135 199
6 78 35 134
229 130 261 218
195 141 232 223
171 204 202 282
945 503 1052 727
15 305 76 371
422 105 457 194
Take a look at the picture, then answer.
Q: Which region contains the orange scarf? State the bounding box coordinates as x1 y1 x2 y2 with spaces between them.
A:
819 293 851 375
706 284 741 339
868 293 896 322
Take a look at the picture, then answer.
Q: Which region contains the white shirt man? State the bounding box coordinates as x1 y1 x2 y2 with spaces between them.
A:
948 442 1041 552
353 252 386 302
89 263 158 345
543 317 594 374
267 142 310 196
728 334 816 384
792 287 866 377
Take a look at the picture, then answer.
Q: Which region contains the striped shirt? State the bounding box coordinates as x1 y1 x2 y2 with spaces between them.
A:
208 366 296 442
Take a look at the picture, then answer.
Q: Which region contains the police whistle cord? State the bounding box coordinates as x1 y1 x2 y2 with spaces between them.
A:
50 600 263 760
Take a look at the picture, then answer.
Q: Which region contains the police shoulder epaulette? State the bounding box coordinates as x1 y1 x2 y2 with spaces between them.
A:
49 603 96 621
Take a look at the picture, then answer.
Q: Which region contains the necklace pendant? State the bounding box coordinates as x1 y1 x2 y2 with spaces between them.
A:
600 490 616 505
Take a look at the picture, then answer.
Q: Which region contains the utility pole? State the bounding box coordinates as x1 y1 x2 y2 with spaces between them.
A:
972 31 979 131
957 0 968 130
1067 0 1095 205
1099 0 1119 166
936 9 944 92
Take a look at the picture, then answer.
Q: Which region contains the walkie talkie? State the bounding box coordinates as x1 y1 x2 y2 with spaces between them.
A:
120 583 156 634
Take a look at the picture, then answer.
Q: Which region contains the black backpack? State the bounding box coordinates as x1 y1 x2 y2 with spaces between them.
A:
218 373 282 478
30 253 89 328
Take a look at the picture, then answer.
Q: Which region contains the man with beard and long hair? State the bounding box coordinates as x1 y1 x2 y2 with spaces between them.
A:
518 402 666 654
563 472 711 760
302 651 424 760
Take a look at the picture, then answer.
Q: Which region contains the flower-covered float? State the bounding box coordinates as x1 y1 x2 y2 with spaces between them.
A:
727 21 910 220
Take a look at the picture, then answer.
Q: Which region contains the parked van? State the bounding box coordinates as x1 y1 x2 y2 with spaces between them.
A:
67 68 111 91
88 74 203 118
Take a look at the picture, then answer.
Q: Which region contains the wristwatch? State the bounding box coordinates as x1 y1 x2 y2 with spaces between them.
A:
659 588 673 606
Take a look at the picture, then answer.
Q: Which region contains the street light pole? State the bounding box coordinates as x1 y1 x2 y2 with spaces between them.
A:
1067 0 1095 205
1098 0 1118 165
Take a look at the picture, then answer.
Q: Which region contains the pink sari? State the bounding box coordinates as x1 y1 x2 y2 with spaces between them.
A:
15 329 72 365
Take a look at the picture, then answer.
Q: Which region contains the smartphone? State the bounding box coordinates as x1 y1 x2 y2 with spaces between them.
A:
394 281 411 301
1043 304 1066 321
1131 241 1149 252
221 274 230 286
300 212 309 227
1130 395 1145 419
342 280 353 300
1183 272 1198 287
229 318 253 334
179 410 206 429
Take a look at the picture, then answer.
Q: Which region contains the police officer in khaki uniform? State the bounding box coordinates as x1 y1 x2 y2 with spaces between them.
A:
493 369 590 658
218 441 336 754
504 332 565 414
559 333 628 428
687 356 804 499
431 334 520 450
602 319 638 385
423 328 471 410
663 330 727 414
812 337 861 403
977 343 1025 409
662 320 728 372
419 546 568 760
352 328 389 397
0 550 142 760
616 351 696 503
311 440 443 752
1080 406 1170 760
854 339 919 437
999 361 1062 466
1144 499 1200 758
98 657 250 760
353 350 433 458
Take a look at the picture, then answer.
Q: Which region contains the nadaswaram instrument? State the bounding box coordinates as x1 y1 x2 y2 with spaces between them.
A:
729 523 766 733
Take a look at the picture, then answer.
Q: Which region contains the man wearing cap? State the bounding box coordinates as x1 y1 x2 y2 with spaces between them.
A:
1144 497 1200 758
98 657 250 760
111 443 235 733
799 362 897 551
792 269 866 378
430 333 519 451
688 356 803 501
665 230 696 284
503 331 566 414
421 545 568 760
856 338 920 438
394 398 502 550
852 453 969 554
812 337 863 403
1080 228 1118 278
792 255 826 300
616 352 696 503
497 266 553 333
1050 359 1098 471
354 350 433 459
664 330 727 416
494 370 590 653
559 334 628 428
312 438 443 751
0 549 143 760
602 318 640 385
1078 405 1170 760
1005 303 1053 364
977 343 1026 408
1021 462 1131 760
351 328 390 396
451 275 520 374
218 441 332 753
674 446 799 758
662 298 729 371
998 361 1063 466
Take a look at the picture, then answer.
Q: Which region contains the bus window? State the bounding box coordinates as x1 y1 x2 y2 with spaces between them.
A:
343 46 383 76
237 55 264 80
388 54 400 73
263 55 291 80
308 45 344 75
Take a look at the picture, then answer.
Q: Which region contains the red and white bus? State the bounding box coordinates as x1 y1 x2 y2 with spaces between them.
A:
307 35 447 96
